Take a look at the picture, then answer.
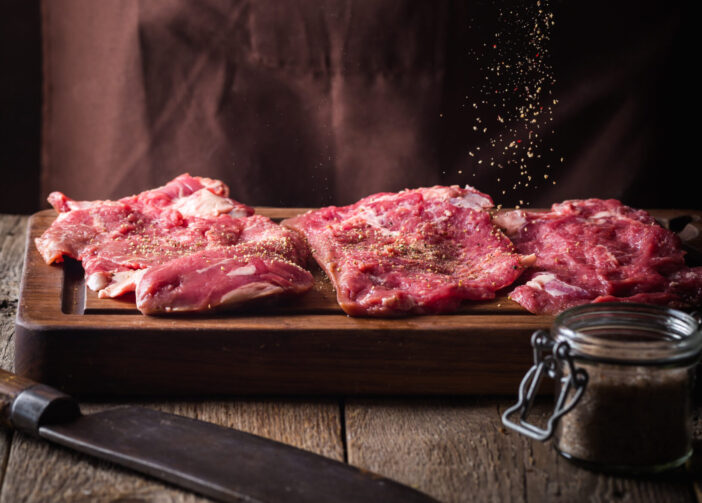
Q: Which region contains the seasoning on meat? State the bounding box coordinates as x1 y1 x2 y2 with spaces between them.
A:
35 174 313 314
495 198 702 315
282 185 529 316
135 215 312 314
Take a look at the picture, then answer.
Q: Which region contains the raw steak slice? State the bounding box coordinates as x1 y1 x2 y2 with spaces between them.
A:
135 215 313 314
46 173 251 218
495 199 702 315
282 186 528 316
35 174 313 314
136 252 313 314
36 174 254 296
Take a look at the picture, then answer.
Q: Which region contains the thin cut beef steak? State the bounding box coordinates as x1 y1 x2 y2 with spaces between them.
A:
495 199 702 315
135 215 313 314
283 186 528 316
35 174 313 314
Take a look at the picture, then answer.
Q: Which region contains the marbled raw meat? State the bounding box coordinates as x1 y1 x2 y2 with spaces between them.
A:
135 215 313 314
283 186 528 316
495 199 702 315
35 174 313 314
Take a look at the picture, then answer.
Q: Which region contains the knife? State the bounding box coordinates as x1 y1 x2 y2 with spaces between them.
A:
0 368 435 503
661 214 702 265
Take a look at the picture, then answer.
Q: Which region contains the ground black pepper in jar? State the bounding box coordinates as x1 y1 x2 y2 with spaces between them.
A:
502 303 702 474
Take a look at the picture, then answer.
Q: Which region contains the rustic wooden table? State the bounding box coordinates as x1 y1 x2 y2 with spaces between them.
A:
1 213 700 502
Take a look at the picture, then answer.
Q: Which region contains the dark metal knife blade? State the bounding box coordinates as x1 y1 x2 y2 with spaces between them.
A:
0 369 435 503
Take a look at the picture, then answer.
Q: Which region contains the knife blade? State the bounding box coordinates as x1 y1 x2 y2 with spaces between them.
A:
0 368 435 503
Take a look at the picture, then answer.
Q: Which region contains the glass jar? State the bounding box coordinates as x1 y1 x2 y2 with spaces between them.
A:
502 303 702 474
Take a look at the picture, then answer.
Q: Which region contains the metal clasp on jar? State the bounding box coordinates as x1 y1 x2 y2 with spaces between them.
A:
501 329 589 441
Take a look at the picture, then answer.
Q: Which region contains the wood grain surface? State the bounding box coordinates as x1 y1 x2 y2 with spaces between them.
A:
346 398 695 502
3 212 702 502
0 215 27 499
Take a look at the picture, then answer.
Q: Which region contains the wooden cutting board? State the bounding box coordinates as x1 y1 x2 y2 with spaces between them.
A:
14 208 701 397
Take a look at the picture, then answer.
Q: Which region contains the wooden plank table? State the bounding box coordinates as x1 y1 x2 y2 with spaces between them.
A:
0 213 700 502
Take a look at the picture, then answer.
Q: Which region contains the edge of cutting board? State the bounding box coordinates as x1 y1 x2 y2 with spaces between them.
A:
25 207 702 396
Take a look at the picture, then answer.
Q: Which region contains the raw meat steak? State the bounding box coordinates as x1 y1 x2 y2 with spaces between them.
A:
495 199 702 315
282 186 528 316
35 174 313 314
135 215 313 314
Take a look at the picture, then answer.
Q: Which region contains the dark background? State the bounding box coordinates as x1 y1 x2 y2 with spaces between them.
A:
1 0 41 213
0 1 695 213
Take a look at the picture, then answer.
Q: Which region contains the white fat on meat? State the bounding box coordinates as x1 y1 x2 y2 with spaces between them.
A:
525 273 588 298
195 260 229 275
227 264 257 277
87 272 110 291
219 282 285 306
493 211 527 237
194 261 257 276
519 254 537 268
450 187 492 210
356 206 400 237
197 176 229 197
591 210 623 220
380 293 416 310
171 188 237 218
98 269 147 298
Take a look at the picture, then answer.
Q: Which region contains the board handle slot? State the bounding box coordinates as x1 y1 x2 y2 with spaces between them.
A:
61 257 86 315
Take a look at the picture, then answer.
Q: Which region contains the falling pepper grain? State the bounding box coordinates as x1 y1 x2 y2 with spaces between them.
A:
465 0 562 205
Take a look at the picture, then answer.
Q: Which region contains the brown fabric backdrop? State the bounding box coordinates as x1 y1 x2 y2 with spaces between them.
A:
38 0 694 209
0 0 40 214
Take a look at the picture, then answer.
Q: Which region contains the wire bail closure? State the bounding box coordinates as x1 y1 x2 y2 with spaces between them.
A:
501 329 589 441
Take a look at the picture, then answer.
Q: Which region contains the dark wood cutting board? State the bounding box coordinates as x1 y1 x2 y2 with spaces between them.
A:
14 208 702 397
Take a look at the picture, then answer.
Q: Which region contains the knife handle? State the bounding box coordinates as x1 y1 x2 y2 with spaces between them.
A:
0 367 80 435
0 368 37 428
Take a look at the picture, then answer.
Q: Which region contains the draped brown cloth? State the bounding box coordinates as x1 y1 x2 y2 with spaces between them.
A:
39 0 693 209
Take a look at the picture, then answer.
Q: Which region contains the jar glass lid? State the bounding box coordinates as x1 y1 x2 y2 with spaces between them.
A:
552 303 702 365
